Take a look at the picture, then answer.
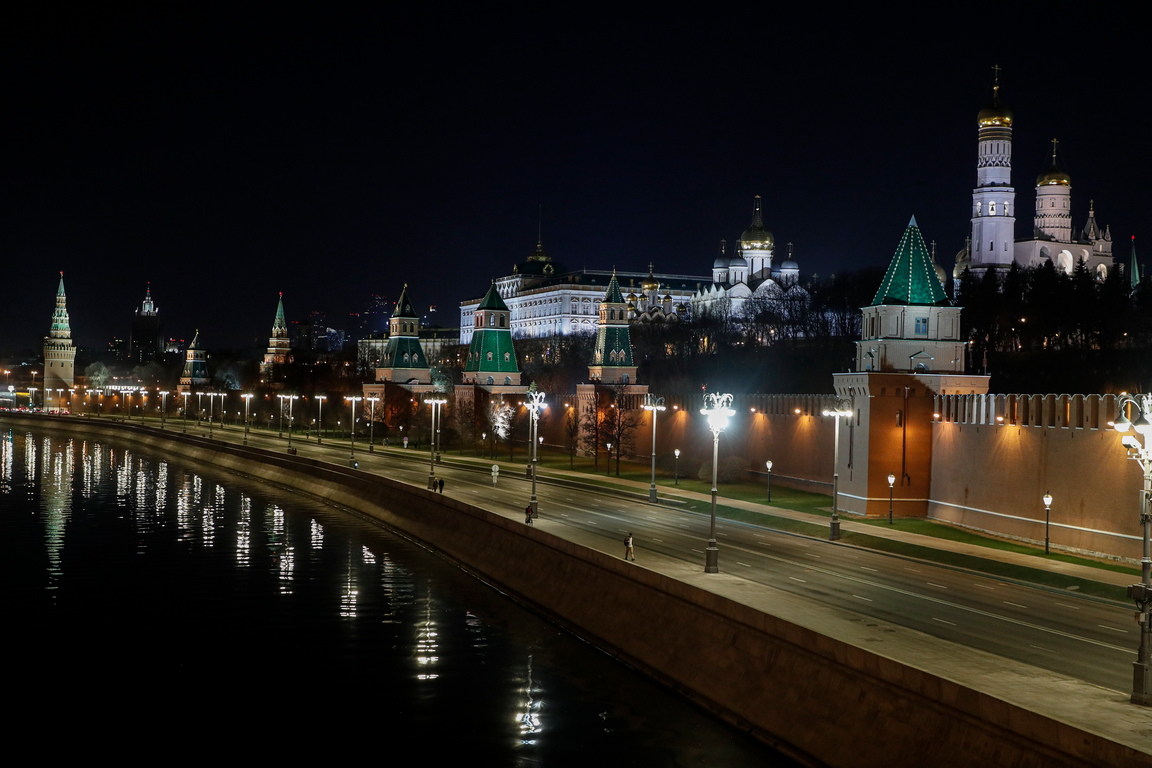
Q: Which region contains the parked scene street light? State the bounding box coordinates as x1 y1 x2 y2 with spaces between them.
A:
1042 491 1053 555
887 472 896 524
642 394 666 503
525 386 546 516
700 392 734 574
822 403 853 540
674 448 680 485
1112 393 1152 705
423 395 447 489
765 460 773 503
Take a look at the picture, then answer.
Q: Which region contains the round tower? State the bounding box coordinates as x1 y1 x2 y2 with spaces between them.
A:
1034 139 1072 242
970 66 1016 270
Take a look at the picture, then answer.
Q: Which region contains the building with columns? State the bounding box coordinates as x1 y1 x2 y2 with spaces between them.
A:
43 272 76 393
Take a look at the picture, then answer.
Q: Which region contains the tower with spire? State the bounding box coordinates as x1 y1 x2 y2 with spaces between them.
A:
374 284 432 385
178 330 210 393
260 293 292 384
588 272 637 385
463 282 521 387
43 272 77 394
130 283 163 364
835 219 990 520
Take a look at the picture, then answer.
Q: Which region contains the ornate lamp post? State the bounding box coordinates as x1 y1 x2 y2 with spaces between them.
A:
159 390 169 429
346 396 363 463
642 394 666 503
700 392 734 574
524 386 546 517
277 394 288 438
766 460 773 502
605 443 612 476
1113 394 1152 705
423 395 447 489
1042 491 1053 555
674 448 680 485
180 391 190 433
367 396 379 453
822 402 853 540
241 393 253 445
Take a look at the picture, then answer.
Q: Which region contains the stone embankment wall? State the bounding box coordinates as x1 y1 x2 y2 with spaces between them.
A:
6 414 1146 768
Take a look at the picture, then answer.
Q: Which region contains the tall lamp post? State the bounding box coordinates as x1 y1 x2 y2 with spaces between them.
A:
822 402 853 540
1042 491 1053 555
180 391 190 433
315 395 326 443
642 394 666 503
346 396 363 463
700 392 734 574
423 395 447 489
159 390 169 429
241 393 253 445
524 386 546 516
367 396 379 452
766 460 773 502
887 472 896 524
674 448 680 485
1112 393 1152 705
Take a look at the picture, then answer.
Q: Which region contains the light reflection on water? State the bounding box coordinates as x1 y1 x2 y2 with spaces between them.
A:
1 426 799 766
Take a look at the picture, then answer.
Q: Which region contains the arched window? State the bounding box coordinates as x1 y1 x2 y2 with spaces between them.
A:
486 352 493 362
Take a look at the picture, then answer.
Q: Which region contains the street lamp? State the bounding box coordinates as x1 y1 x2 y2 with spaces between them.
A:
1042 491 1053 555
367 396 379 453
766 460 773 502
642 394 666 503
1113 393 1152 705
423 395 447 489
346 396 363 463
28 387 37 411
700 392 734 574
315 395 326 443
241 393 253 445
674 448 680 485
822 402 853 540
524 386 546 516
605 443 612 476
888 472 896 524
180 391 190 433
159 390 169 429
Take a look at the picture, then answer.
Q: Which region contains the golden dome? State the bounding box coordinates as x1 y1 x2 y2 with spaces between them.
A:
1037 165 1071 186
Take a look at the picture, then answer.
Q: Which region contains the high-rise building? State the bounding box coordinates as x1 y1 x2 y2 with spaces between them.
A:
43 272 76 393
129 284 163 364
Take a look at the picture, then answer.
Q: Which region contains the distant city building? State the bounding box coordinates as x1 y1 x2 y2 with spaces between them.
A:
129 284 163 364
178 330 210 393
459 240 703 343
692 196 804 319
43 272 76 394
260 293 292 384
954 70 1115 280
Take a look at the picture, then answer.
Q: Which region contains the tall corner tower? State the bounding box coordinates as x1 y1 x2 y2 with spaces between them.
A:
43 272 77 392
970 66 1016 270
178 330 210 393
377 284 432 385
588 271 637 385
464 282 521 386
261 292 292 381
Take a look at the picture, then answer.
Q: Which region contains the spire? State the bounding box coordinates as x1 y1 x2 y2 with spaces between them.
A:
49 272 72 337
1131 237 1141 291
477 280 510 311
140 283 156 315
871 217 949 306
393 284 417 318
273 293 287 331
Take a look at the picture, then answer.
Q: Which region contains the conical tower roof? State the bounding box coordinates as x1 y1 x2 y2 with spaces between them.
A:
603 271 625 304
1131 237 1141 291
871 217 949 307
393 284 417 319
477 281 510 311
273 293 287 332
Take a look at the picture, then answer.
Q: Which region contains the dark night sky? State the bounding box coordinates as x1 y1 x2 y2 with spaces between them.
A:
2 5 1147 355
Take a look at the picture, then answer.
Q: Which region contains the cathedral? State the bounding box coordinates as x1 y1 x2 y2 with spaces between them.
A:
954 70 1114 281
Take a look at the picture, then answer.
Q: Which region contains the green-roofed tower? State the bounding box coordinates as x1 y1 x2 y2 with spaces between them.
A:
464 282 521 386
261 292 292 383
178 329 210 392
588 272 637 384
856 218 965 374
1130 237 1141 293
43 271 76 392
871 217 950 307
376 284 432 384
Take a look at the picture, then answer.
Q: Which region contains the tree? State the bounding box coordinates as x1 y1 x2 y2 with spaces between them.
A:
84 361 111 388
563 405 580 468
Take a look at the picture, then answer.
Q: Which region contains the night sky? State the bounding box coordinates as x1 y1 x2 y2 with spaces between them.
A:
3 6 1147 355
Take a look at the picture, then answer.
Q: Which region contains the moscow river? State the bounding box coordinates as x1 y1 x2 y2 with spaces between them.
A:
2 425 799 766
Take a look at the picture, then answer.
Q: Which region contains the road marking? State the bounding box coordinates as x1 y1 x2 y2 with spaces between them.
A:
926 582 948 589
736 561 752 567
852 595 873 602
789 577 806 583
679 524 690 529
1003 601 1028 609
860 566 878 572
933 618 957 626
1029 645 1057 654
650 537 663 543
904 567 922 574
1054 602 1080 610
974 583 994 590
757 541 771 547
1098 625 1129 634
588 521 598 526
804 552 821 558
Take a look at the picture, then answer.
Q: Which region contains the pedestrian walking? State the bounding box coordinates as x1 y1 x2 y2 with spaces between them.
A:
524 504 534 525
437 478 444 493
624 532 635 561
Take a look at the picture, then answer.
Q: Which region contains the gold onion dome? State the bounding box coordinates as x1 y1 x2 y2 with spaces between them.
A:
977 92 1013 128
1037 164 1071 186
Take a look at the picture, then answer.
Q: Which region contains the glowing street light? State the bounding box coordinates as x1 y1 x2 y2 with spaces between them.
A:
158 390 169 429
1042 491 1053 555
674 448 680 485
1112 393 1152 705
315 395 327 443
642 394 666 503
887 472 896 524
822 402 853 540
346 396 363 463
524 386 546 517
366 396 379 453
423 395 447 489
180 391 190 433
766 460 773 502
241 393 253 445
700 392 734 573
